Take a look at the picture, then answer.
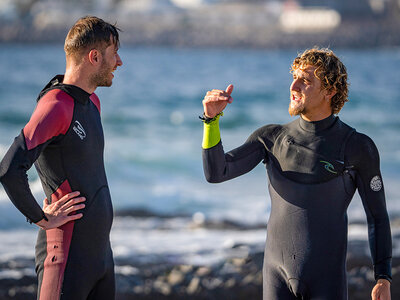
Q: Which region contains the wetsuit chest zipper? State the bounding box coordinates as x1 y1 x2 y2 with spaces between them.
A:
284 136 319 156
283 136 350 175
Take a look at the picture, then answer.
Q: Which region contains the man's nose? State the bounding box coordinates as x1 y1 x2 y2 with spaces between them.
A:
291 79 300 92
116 54 123 66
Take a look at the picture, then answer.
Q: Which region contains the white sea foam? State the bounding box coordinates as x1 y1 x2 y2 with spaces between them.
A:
348 224 368 240
0 217 399 269
0 188 8 204
110 217 266 266
0 268 36 280
0 217 266 266
0 229 35 261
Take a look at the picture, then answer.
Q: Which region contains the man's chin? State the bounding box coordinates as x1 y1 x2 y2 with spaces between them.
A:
97 81 113 87
288 105 302 116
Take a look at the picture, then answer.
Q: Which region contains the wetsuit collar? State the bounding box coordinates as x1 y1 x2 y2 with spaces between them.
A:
37 75 91 104
299 114 337 133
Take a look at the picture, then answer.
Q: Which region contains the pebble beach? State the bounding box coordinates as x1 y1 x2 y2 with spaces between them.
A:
0 214 399 300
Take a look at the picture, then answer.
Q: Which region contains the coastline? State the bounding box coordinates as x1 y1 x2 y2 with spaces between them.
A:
1 4 400 49
0 214 398 300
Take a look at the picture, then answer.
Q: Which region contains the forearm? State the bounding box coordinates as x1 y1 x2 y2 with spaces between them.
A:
367 211 392 281
0 133 45 223
357 175 392 281
347 133 392 281
201 116 265 183
1 170 45 223
356 174 391 279
202 114 222 149
202 114 228 183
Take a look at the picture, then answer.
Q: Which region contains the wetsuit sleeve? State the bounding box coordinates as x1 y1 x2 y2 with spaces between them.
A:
202 117 267 183
0 92 74 223
346 133 392 281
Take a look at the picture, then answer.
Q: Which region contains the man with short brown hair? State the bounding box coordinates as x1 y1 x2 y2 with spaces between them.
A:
0 16 122 299
201 48 392 299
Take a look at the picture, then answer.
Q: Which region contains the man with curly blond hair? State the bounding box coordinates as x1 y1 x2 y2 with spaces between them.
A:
200 48 392 299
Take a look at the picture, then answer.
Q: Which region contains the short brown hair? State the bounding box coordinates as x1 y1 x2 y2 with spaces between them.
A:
291 48 349 114
64 16 120 60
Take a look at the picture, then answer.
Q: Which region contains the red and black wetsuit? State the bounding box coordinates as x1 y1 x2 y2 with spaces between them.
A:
0 75 115 300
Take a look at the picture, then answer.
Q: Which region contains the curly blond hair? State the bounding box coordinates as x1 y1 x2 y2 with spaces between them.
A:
291 48 349 114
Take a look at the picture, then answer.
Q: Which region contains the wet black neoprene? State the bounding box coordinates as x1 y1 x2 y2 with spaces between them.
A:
202 114 392 299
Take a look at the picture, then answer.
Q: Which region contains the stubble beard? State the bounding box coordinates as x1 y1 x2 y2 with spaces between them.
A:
288 100 305 116
90 61 113 88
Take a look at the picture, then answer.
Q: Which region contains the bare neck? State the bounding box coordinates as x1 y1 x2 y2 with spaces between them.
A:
300 101 333 122
63 65 96 94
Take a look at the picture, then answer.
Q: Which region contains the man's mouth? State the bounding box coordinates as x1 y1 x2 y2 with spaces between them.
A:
292 94 301 102
111 68 116 78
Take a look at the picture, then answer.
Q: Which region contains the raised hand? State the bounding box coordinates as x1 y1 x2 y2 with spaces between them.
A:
36 191 86 230
202 84 234 118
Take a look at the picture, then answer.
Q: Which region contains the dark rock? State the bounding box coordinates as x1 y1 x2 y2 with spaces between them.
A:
0 239 399 300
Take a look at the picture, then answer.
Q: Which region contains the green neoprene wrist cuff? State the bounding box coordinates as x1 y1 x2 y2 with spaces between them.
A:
202 115 221 149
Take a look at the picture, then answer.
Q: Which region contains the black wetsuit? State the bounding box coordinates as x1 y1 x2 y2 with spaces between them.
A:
202 115 392 299
0 76 114 300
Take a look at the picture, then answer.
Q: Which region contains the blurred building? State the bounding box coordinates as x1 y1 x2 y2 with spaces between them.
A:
299 0 388 17
0 0 399 47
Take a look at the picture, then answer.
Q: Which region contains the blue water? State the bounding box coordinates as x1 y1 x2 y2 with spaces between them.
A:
0 45 399 231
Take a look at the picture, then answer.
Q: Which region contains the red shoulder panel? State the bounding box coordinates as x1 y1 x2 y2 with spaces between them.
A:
89 93 101 114
23 90 74 151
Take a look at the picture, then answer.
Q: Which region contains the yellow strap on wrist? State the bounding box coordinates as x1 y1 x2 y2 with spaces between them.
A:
202 114 221 149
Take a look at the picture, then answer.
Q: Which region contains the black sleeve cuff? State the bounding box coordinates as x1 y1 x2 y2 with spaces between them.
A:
374 257 392 282
375 274 392 283
26 210 48 224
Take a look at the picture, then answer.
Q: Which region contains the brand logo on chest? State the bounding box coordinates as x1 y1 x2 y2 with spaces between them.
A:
73 120 86 140
320 160 337 174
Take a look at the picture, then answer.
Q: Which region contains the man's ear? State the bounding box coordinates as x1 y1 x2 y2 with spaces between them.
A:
88 49 101 66
326 88 337 101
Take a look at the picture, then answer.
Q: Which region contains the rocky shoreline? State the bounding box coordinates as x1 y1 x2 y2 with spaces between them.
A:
0 237 398 299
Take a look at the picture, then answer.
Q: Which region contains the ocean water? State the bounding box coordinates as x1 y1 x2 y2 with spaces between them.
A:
0 45 399 267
